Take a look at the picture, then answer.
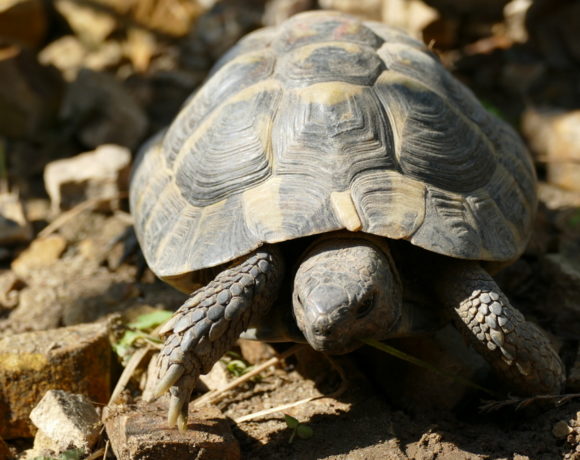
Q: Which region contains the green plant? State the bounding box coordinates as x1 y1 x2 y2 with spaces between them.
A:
284 414 314 443
112 310 173 364
31 448 84 460
220 351 254 378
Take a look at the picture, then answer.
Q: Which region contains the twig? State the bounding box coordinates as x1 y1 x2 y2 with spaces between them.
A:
103 440 109 460
480 392 580 412
234 397 319 423
108 346 153 406
39 193 128 238
361 338 498 397
85 447 106 460
193 344 304 407
234 354 349 424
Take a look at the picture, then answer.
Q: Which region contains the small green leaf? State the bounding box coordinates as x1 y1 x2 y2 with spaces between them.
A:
568 211 580 228
226 359 250 377
284 414 299 429
296 424 314 439
60 449 84 460
128 310 173 331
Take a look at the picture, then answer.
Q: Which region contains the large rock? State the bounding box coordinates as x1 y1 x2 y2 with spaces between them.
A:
103 401 240 460
11 236 67 276
43 144 131 213
60 69 147 149
0 322 111 438
526 0 580 67
29 390 101 455
522 108 580 192
54 0 117 47
0 46 63 138
0 189 32 245
0 0 47 48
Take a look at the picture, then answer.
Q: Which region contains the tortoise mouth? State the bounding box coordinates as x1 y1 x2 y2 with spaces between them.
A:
306 333 363 355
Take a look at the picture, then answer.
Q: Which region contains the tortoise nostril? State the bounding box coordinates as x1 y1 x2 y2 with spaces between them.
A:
313 319 332 337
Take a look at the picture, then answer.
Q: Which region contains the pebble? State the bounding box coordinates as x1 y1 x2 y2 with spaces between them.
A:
552 421 572 439
29 390 101 454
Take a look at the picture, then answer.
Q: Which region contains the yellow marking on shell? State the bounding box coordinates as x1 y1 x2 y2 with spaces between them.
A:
229 50 270 66
380 173 426 238
292 41 364 63
331 190 362 232
375 70 430 93
298 81 364 105
243 177 285 238
227 78 281 104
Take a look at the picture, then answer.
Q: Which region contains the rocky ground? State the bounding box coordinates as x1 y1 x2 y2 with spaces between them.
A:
0 0 579 459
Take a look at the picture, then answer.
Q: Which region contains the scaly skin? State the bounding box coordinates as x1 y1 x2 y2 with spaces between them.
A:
152 246 283 429
435 260 564 395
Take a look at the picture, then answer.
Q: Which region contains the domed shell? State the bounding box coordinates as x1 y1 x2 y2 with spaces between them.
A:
130 11 536 292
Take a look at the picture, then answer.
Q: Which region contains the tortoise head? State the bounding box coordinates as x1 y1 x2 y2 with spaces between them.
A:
292 236 402 354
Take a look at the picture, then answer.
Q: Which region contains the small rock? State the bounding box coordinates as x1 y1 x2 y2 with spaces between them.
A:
199 360 230 392
0 0 47 48
29 390 101 454
522 108 580 192
0 189 32 244
44 144 131 213
103 400 241 460
55 0 117 46
319 0 382 19
553 420 572 439
0 322 111 439
38 35 86 81
11 235 67 276
0 270 24 309
60 69 147 149
238 339 277 364
382 0 441 40
39 36 124 81
503 0 532 43
263 0 313 26
0 46 63 138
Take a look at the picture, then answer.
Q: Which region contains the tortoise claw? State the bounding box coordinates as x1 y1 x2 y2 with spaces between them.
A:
167 374 196 429
154 363 184 399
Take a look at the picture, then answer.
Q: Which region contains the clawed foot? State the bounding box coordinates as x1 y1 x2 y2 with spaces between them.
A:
148 246 283 429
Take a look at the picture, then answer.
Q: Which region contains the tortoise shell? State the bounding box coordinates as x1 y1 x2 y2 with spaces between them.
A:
130 11 536 293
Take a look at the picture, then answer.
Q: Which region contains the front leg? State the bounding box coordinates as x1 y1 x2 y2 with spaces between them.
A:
435 260 564 395
152 245 284 429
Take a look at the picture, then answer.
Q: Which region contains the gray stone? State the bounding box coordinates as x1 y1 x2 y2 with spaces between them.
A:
103 400 240 460
29 390 101 454
44 144 131 213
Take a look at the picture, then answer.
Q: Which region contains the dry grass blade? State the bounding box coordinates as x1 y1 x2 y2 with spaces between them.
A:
193 344 304 407
480 393 580 412
39 193 128 238
108 346 153 406
362 338 497 397
234 397 319 424
234 354 349 424
84 447 106 460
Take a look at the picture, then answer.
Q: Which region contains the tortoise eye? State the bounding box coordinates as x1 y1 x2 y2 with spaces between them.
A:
357 294 375 318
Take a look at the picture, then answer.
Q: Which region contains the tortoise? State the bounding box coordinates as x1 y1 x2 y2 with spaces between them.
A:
130 11 564 429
